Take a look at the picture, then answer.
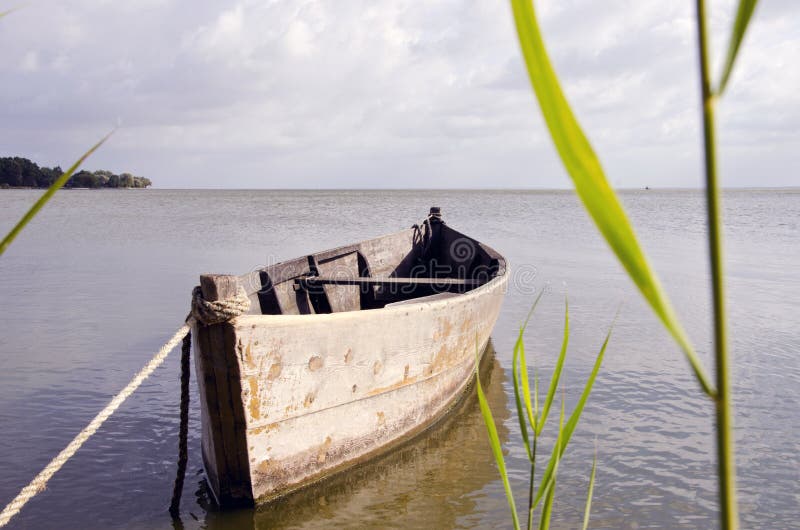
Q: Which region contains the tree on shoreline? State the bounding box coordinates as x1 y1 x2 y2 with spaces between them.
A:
0 157 151 189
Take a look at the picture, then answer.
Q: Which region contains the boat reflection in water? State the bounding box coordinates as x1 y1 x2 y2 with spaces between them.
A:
198 340 510 529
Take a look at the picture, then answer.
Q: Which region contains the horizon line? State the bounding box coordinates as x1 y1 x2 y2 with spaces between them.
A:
142 185 800 191
5 186 799 192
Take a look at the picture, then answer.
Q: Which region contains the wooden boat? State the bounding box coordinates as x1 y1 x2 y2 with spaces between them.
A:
191 207 508 507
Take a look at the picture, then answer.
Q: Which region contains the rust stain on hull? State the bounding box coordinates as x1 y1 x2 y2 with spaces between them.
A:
308 355 323 371
248 377 261 421
366 374 421 397
317 436 332 464
267 359 282 380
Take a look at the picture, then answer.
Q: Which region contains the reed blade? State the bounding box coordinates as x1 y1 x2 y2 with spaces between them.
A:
533 365 539 424
0 132 112 257
513 332 533 462
476 353 521 530
536 297 568 434
516 336 538 438
582 448 598 530
537 398 564 530
509 0 714 397
536 477 556 530
717 0 759 95
534 319 613 505
518 289 546 431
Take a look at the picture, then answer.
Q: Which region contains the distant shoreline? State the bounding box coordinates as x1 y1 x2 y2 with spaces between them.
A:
1 157 152 189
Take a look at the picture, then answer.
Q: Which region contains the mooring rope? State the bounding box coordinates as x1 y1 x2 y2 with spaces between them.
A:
168 331 193 518
190 285 251 326
0 285 251 528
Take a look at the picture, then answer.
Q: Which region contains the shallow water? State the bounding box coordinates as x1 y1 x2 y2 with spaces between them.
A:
0 189 798 529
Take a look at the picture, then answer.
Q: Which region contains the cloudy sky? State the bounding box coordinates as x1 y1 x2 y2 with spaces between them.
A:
0 0 797 189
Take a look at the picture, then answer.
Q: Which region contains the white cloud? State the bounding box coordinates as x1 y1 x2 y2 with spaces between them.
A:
19 51 38 72
0 0 797 188
285 18 314 57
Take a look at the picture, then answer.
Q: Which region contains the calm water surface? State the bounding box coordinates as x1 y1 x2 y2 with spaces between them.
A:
0 189 798 529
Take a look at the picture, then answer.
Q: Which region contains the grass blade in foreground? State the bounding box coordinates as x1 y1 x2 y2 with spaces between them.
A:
537 399 564 530
517 290 545 433
509 0 714 397
582 448 597 530
534 319 613 505
476 351 521 530
536 297 568 434
0 132 112 257
717 0 759 95
513 336 533 461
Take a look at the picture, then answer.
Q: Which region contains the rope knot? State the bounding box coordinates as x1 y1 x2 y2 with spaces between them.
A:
190 285 251 326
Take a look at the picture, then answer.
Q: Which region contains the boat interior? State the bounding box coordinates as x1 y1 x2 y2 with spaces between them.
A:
254 212 505 315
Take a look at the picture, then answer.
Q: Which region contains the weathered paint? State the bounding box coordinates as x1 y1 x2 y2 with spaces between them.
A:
193 271 506 504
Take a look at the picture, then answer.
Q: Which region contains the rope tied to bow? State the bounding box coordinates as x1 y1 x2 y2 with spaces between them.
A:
189 284 251 326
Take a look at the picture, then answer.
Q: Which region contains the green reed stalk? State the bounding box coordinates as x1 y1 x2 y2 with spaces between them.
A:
505 0 761 526
695 1 738 527
509 0 714 397
479 294 610 528
582 449 597 530
527 436 536 530
533 320 612 507
537 400 564 530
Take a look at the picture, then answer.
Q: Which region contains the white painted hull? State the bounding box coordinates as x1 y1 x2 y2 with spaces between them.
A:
232 272 507 501
191 213 508 506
